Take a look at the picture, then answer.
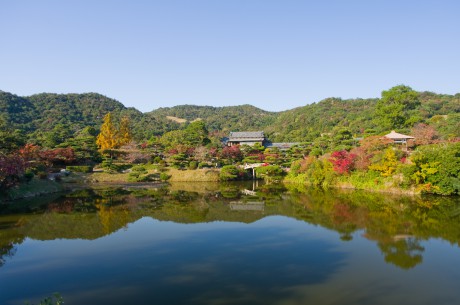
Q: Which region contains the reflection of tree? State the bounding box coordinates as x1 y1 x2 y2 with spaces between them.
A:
378 238 424 269
0 221 25 268
1 183 460 271
0 242 17 267
96 201 114 234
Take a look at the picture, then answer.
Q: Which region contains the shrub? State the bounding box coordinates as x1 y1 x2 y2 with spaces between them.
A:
66 165 93 173
410 142 460 195
128 172 155 182
23 169 35 182
37 171 48 179
131 165 147 173
220 165 240 181
368 148 398 177
198 162 211 169
160 172 171 181
255 165 286 183
306 158 336 188
188 161 198 170
101 158 117 172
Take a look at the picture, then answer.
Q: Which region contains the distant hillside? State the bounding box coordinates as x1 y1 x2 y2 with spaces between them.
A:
266 92 460 142
265 97 377 142
146 104 277 132
0 91 180 140
1 89 458 146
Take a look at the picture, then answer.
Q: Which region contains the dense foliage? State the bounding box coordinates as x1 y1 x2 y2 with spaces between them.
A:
266 87 459 142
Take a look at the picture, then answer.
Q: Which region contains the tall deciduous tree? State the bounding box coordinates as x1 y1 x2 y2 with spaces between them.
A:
374 85 420 131
118 116 132 146
96 113 118 152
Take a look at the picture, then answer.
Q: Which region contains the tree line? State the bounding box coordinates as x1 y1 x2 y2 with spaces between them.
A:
1 85 459 195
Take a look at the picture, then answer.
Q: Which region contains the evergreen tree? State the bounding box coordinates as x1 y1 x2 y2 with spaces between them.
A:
374 85 420 131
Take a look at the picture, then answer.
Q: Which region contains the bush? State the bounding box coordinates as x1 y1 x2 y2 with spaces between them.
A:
23 169 35 182
66 165 93 173
306 158 336 188
188 161 198 170
255 165 286 183
101 158 117 172
37 171 48 179
410 142 460 195
220 165 240 181
131 165 147 173
128 173 156 182
160 172 171 181
198 162 211 168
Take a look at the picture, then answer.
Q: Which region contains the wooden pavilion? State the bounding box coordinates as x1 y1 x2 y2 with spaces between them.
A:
384 130 415 150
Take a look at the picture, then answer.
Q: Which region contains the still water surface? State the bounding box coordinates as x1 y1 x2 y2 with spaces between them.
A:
1 182 460 305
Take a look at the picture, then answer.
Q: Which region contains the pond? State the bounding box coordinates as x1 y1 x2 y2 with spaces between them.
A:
1 181 460 305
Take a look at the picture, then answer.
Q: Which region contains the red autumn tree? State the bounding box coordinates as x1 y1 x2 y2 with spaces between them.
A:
0 153 27 190
19 144 41 162
411 123 439 145
350 136 392 171
39 148 76 167
329 150 357 174
221 146 243 162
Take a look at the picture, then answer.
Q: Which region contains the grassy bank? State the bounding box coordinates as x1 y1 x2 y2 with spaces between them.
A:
3 178 65 201
167 168 220 182
284 172 418 195
88 168 220 183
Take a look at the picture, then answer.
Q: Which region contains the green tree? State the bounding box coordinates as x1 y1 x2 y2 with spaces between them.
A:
0 116 26 153
184 120 210 146
219 165 241 181
374 85 420 131
410 142 460 195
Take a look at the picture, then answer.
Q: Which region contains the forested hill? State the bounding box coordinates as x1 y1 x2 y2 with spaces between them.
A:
0 91 125 132
0 91 180 141
1 88 459 146
266 91 460 142
145 104 277 132
0 91 277 142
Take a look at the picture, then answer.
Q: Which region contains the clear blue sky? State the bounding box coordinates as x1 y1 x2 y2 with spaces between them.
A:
1 0 459 112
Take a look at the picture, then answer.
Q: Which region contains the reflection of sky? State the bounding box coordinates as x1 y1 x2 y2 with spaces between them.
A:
1 216 460 305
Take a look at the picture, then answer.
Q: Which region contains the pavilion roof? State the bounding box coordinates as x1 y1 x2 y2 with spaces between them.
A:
384 130 415 139
229 131 265 140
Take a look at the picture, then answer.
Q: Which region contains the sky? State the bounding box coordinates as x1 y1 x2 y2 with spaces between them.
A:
1 0 459 113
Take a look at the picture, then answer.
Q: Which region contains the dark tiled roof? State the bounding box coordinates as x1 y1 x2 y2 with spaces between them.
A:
229 131 265 140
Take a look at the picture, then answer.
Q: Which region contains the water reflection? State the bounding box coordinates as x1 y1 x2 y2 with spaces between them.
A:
0 182 460 273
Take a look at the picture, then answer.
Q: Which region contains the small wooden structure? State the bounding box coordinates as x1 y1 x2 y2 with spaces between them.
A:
384 130 415 151
227 131 266 147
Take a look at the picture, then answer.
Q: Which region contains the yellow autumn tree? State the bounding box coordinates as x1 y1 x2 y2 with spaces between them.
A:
117 116 132 147
368 148 398 177
96 112 118 152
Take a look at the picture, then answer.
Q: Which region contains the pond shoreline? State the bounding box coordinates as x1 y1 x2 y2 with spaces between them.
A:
4 168 456 202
